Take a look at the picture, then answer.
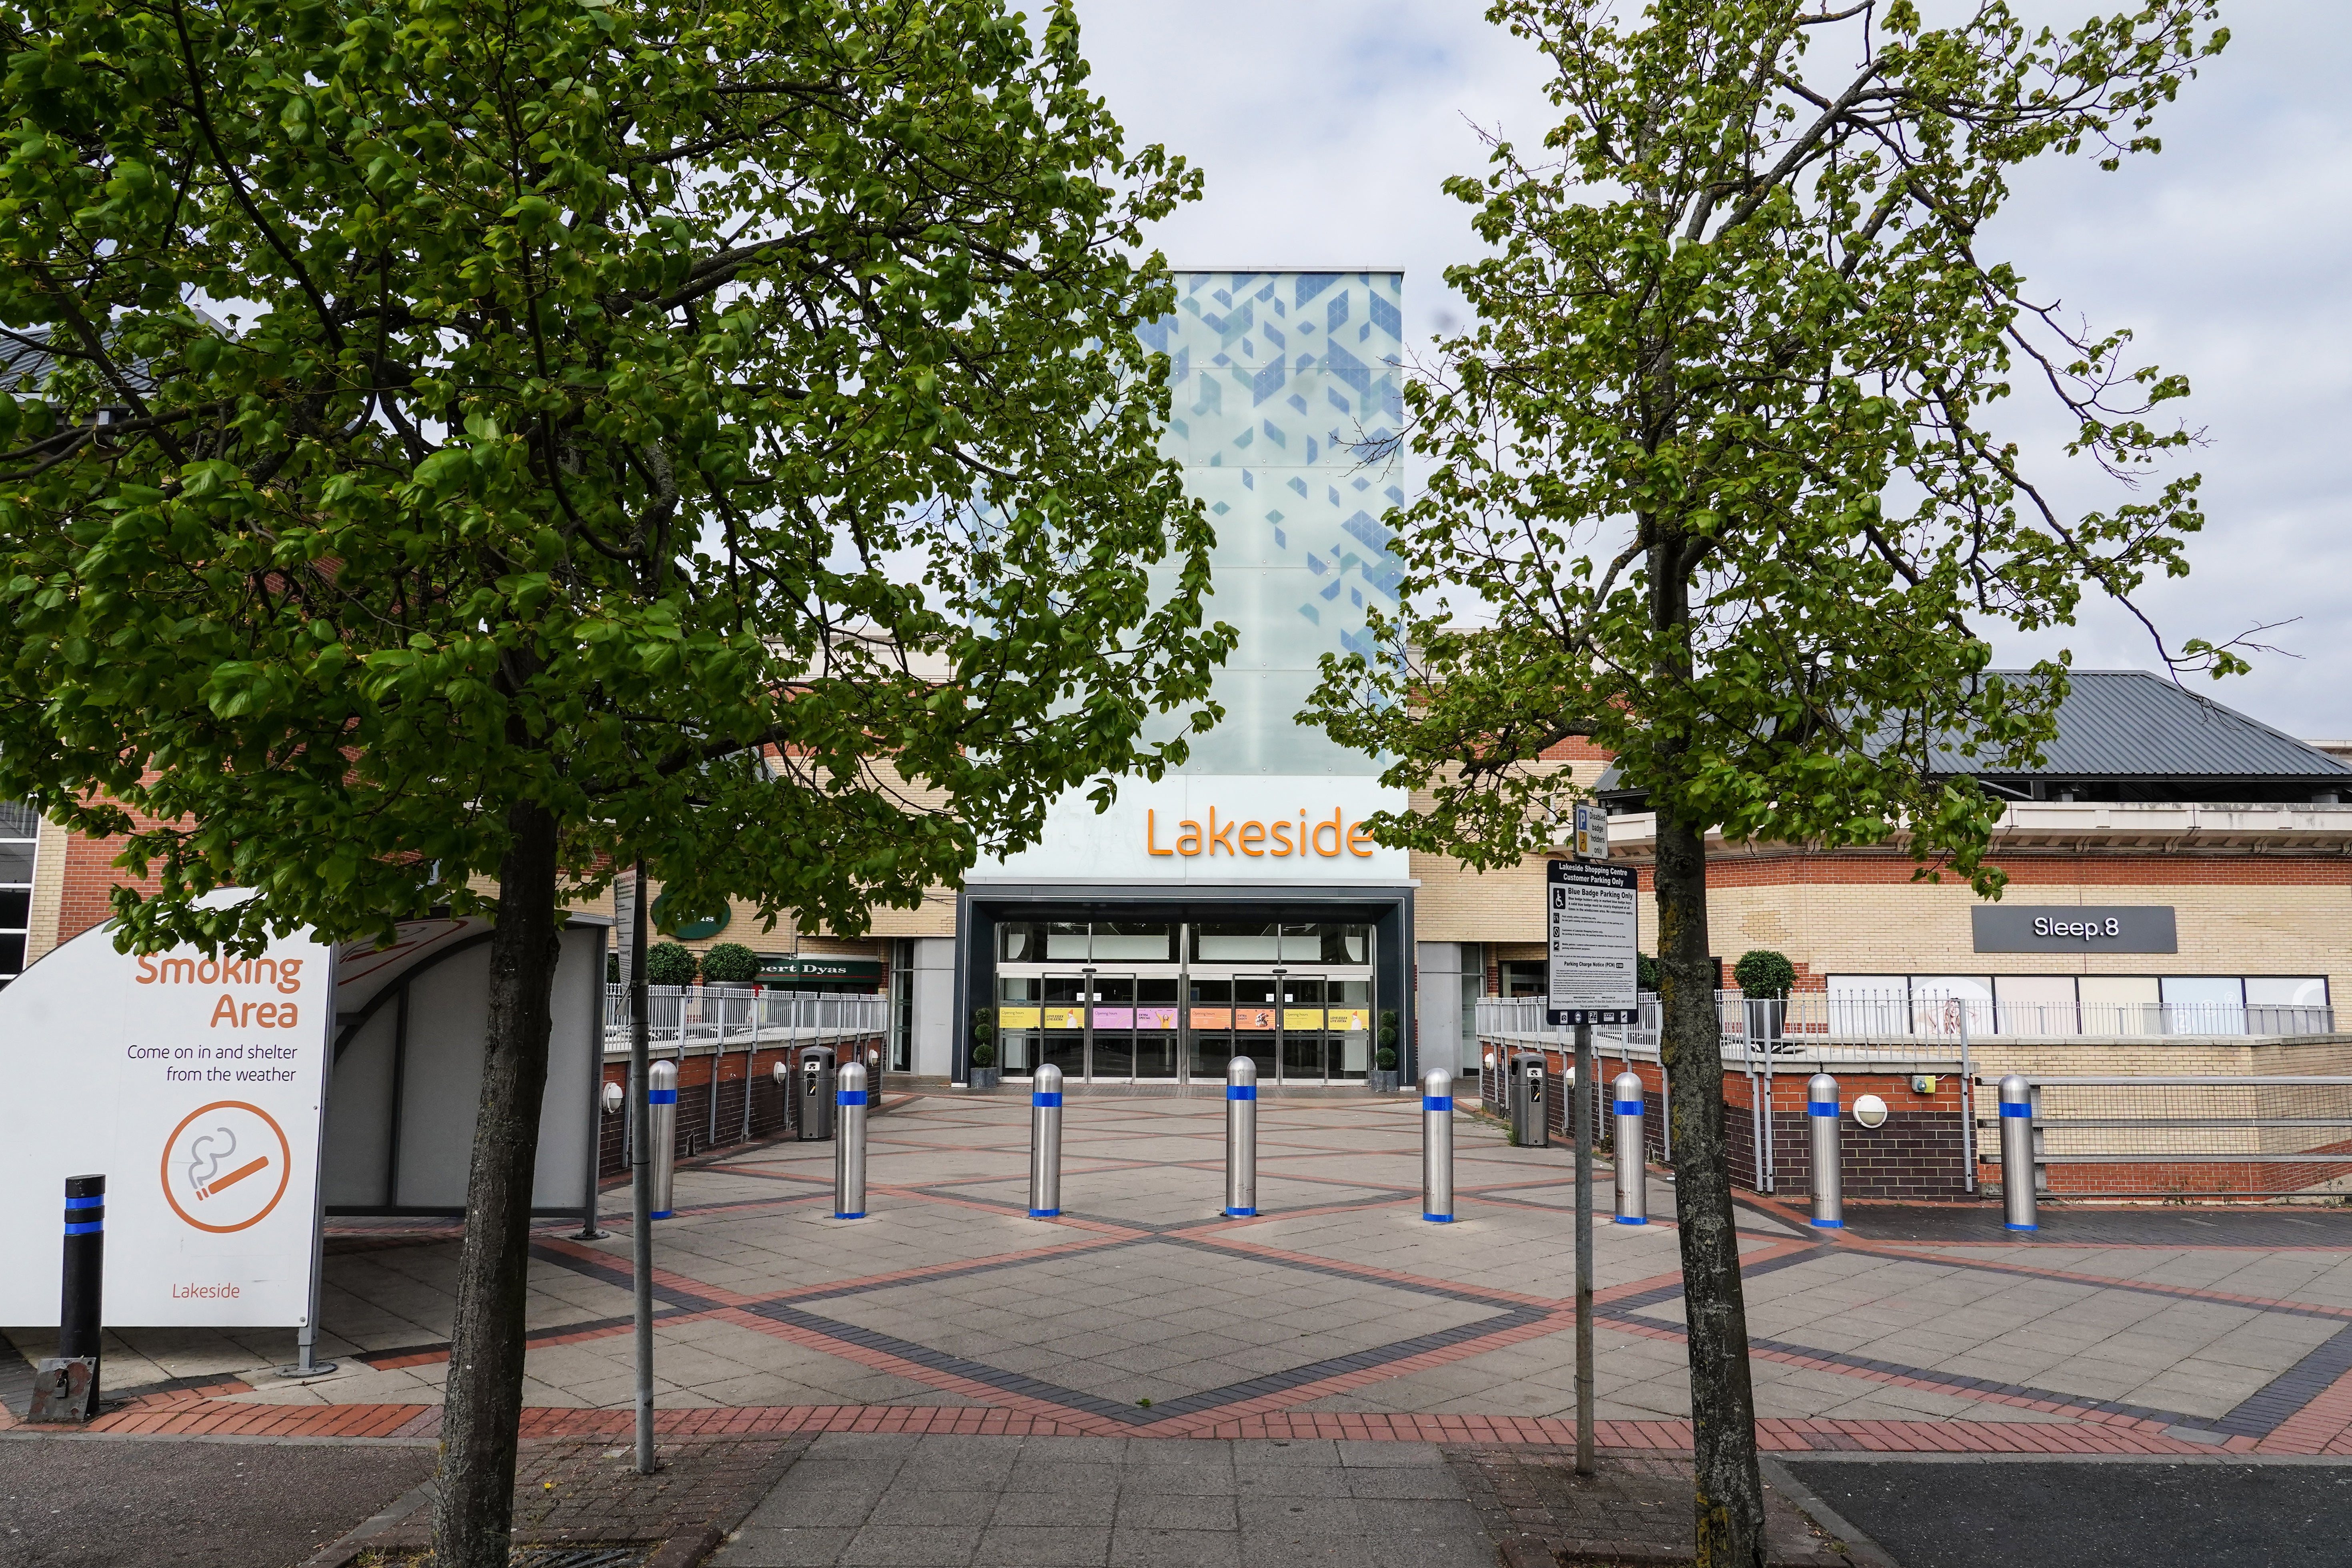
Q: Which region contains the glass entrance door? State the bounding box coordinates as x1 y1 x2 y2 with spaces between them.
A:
1089 973 1135 1082
1136 978 1180 1080
1231 975 1277 1081
1040 974 1087 1080
1280 974 1326 1083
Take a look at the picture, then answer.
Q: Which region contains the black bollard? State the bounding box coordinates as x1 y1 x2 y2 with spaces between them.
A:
32 1174 105 1421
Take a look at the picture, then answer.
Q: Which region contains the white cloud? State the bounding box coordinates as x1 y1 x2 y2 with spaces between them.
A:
1071 0 2352 734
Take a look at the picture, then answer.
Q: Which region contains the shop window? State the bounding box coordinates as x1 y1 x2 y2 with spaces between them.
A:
1498 961 1546 998
1910 976 1994 1039
1194 922 1281 962
1993 974 2077 1036
2078 975 2161 1036
0 800 32 988
2246 976 2331 1034
1279 922 1369 964
2160 976 2244 1035
997 922 1046 963
1091 922 1177 962
1825 975 1911 1038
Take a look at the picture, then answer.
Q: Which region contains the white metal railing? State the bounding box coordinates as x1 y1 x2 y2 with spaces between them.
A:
602 983 885 1056
1474 991 2335 1044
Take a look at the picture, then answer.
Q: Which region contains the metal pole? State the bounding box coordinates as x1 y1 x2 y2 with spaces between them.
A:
1225 1054 1259 1216
1029 1062 1064 1218
1421 1067 1454 1222
628 859 655 1476
1960 1006 1978 1194
1613 1070 1648 1225
1574 1022 1594 1476
740 987 757 1145
2000 1074 2038 1232
1808 1072 1843 1229
648 1058 679 1220
835 1060 869 1219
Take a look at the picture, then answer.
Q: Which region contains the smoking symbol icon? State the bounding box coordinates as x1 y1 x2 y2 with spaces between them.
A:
185 1126 268 1202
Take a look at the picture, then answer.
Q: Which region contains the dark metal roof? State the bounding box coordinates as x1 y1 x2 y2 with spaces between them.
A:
1945 671 2352 781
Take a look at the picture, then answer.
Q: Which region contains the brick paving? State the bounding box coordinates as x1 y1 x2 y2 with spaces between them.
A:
1449 1447 1844 1566
11 1089 2352 1465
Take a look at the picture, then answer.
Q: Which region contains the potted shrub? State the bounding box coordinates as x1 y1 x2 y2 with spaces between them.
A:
1369 1010 1402 1091
1733 949 1796 1051
699 942 760 986
968 1006 1000 1090
644 940 699 988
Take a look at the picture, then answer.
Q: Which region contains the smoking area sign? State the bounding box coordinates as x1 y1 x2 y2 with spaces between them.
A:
0 911 332 1327
1547 860 1638 1026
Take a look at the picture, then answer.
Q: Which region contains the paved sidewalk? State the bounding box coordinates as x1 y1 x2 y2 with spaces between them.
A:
11 1090 2352 1460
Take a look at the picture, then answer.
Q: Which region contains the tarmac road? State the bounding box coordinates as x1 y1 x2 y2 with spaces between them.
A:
0 1435 433 1568
1783 1458 2352 1568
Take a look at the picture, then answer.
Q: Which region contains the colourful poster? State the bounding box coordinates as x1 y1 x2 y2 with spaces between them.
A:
1189 1007 1232 1030
1136 1006 1179 1030
1282 1008 1324 1031
997 1006 1042 1028
1043 1006 1086 1030
1233 1008 1275 1031
1091 1008 1135 1030
1327 1009 1370 1032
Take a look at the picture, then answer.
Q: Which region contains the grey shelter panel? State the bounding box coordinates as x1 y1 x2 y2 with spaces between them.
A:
322 916 607 1216
320 1004 398 1206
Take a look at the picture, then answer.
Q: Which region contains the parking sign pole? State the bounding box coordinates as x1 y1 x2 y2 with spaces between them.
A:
1574 1021 1595 1475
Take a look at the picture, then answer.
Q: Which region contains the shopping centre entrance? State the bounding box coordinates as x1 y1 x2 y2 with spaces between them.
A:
979 913 1396 1087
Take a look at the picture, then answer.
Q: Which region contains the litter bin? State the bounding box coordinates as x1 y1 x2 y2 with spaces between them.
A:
796 1045 838 1141
1508 1051 1549 1148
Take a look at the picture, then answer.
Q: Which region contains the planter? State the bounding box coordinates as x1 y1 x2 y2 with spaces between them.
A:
1367 1070 1401 1093
967 1067 1001 1092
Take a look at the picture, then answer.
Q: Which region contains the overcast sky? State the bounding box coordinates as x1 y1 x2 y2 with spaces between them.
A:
1070 0 2352 739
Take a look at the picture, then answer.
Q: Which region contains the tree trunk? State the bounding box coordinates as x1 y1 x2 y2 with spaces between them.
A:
1656 799 1766 1566
433 800 566 1568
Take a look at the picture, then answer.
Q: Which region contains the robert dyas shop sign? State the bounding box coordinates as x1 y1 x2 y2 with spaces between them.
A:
0 900 332 1328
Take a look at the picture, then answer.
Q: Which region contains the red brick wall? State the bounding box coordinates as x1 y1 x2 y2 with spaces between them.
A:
57 814 168 946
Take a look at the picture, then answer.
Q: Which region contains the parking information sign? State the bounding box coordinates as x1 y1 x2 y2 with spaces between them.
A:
1547 860 1638 1026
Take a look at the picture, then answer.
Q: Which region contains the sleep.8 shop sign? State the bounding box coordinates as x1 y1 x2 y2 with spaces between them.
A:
1971 906 2179 954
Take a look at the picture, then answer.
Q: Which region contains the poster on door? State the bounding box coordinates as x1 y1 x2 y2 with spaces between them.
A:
0 902 332 1326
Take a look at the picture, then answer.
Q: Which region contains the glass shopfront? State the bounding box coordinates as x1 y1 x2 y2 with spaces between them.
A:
993 919 1375 1085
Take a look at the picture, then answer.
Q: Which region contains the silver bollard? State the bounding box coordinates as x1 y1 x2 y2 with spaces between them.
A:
1611 1071 1648 1225
835 1060 869 1220
648 1058 679 1220
1225 1055 1259 1217
1807 1072 1842 1229
1029 1062 1064 1218
2000 1074 2038 1232
1422 1068 1454 1223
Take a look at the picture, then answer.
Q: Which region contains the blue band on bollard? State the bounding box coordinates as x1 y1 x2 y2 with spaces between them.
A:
838 1089 869 1106
1227 1085 1256 1100
650 1209 674 1220
1224 1206 1256 1217
1033 1091 1063 1107
835 1211 866 1220
65 1195 102 1210
1423 1096 1452 1112
1810 1218 1844 1228
2000 1101 2032 1116
63 1220 102 1236
1808 1100 1838 1116
649 1088 678 1104
1029 1208 1060 1218
1613 1100 1643 1115
2004 1222 2039 1231
1423 1213 1453 1223
1614 1216 1649 1226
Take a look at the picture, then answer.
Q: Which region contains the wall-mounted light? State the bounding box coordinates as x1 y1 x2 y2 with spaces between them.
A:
601 1080 625 1115
1852 1094 1889 1129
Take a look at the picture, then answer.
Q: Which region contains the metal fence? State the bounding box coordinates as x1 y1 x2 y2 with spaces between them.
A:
602 984 886 1056
1981 1075 2352 1199
1477 992 2333 1044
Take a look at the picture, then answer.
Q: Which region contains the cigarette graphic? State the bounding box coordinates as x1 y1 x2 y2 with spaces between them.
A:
195 1155 268 1200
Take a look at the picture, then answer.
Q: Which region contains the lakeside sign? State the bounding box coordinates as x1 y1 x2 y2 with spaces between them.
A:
1547 860 1639 1026
1972 905 2178 954
0 906 333 1327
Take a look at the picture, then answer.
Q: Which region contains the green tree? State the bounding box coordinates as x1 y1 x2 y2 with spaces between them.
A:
1308 3 2237 1560
0 0 1226 1560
